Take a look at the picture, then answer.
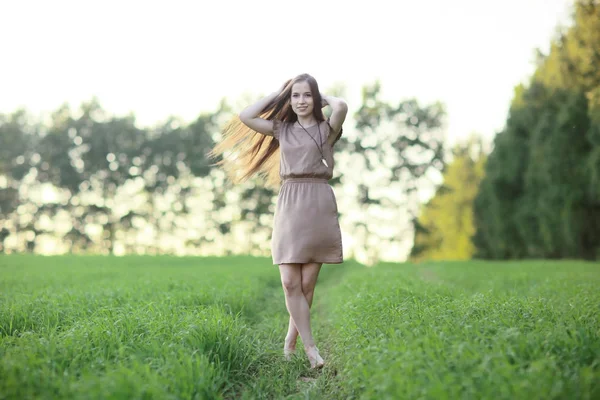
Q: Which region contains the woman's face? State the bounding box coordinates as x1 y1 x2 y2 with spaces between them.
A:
290 81 314 118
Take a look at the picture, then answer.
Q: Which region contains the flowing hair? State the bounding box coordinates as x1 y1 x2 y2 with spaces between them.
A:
208 73 327 188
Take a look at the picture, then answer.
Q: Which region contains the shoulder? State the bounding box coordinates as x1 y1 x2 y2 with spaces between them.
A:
273 119 291 139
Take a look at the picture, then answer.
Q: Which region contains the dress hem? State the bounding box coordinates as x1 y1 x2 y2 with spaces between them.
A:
272 259 343 265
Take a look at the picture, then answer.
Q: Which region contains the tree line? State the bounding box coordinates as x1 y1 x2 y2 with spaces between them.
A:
412 0 600 261
0 84 445 264
3 0 597 262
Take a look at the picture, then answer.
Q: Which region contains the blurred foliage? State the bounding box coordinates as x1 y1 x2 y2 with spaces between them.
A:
473 0 600 260
0 97 230 254
0 80 448 259
346 81 447 264
410 136 486 262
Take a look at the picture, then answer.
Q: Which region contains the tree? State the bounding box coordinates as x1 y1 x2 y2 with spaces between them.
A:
343 82 446 264
0 109 37 252
473 0 600 260
1 97 229 255
410 135 486 261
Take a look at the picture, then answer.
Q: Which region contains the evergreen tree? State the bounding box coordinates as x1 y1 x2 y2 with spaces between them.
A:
473 0 600 260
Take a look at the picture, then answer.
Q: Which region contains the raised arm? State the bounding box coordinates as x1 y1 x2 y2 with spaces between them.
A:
239 81 288 136
321 94 348 142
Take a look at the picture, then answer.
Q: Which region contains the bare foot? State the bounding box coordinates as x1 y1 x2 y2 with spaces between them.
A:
305 345 324 369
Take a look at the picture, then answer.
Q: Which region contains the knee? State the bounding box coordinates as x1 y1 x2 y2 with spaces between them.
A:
281 277 301 295
301 280 316 297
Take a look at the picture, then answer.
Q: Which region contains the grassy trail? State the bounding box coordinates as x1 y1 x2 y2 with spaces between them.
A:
1 256 598 399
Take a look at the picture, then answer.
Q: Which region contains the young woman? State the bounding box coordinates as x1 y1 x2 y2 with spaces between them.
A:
210 73 348 369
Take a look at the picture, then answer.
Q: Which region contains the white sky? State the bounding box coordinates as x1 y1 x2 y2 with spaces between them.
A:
2 0 574 144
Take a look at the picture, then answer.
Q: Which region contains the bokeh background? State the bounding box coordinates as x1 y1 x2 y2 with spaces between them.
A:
1 0 598 264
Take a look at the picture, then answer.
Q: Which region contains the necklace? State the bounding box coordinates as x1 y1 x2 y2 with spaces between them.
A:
297 120 329 167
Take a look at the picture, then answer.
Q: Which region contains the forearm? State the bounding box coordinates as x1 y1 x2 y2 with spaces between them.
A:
322 95 348 112
239 91 280 121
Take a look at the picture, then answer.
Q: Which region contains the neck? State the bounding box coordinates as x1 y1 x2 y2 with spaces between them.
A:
297 116 317 127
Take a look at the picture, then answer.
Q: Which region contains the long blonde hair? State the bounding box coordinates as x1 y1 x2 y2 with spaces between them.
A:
208 73 326 188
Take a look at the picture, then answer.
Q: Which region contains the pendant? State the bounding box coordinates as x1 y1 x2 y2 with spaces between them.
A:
322 158 329 167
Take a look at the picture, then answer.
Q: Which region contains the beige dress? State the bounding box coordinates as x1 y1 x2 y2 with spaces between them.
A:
271 119 343 265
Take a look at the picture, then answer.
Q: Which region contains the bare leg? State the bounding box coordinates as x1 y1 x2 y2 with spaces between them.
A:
284 263 322 355
279 263 323 367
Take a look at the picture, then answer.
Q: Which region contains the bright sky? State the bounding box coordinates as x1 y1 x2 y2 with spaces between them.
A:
2 0 573 144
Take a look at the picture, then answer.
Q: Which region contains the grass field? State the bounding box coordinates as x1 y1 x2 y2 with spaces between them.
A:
1 255 599 399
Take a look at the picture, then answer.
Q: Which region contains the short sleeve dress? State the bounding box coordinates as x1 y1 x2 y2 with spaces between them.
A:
270 119 343 265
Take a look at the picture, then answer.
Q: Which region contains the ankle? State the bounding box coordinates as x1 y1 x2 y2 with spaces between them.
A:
304 343 317 351
285 336 297 346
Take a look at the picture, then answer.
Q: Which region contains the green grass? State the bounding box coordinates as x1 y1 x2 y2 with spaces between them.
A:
1 256 598 399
